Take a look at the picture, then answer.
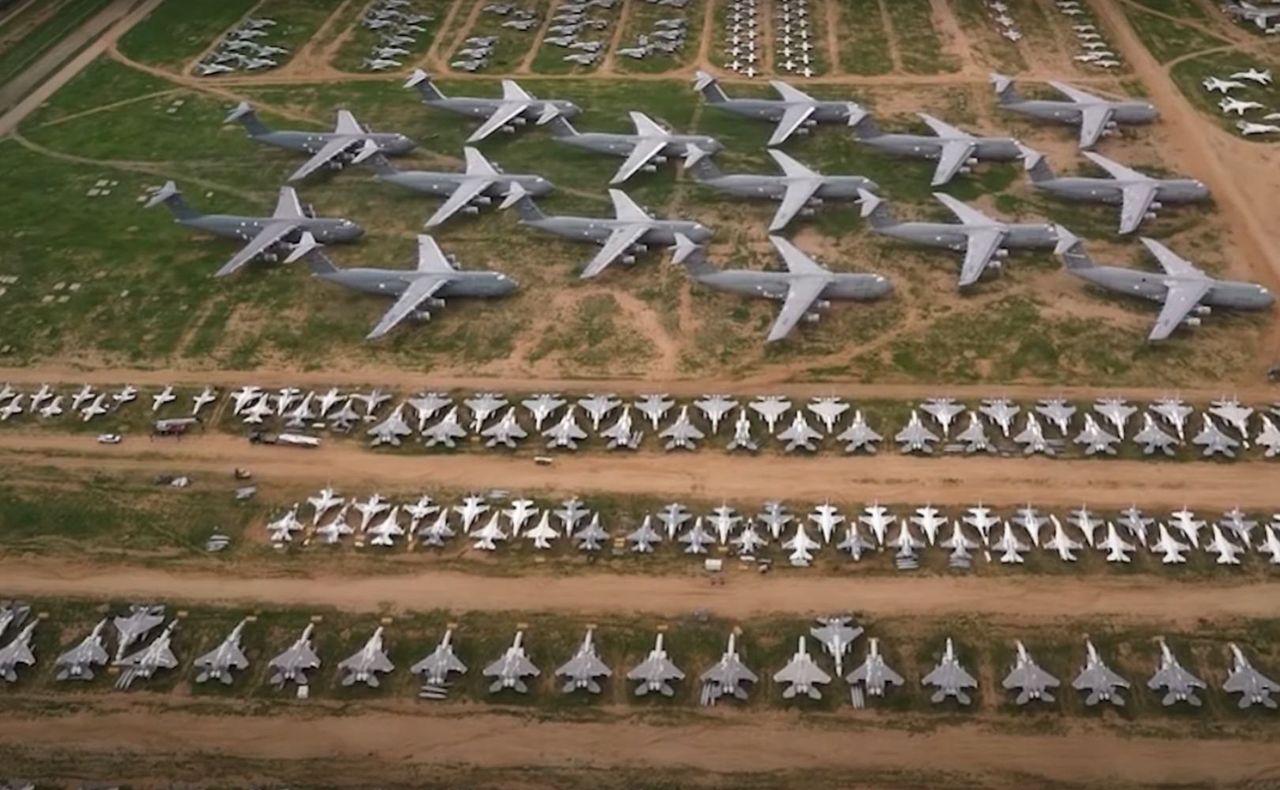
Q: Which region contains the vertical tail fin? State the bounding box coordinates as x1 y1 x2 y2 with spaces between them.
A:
543 115 579 139
850 113 883 140
693 70 729 103
500 184 545 222
224 102 271 136
144 181 201 220
685 150 723 182
990 73 1022 105
672 234 715 278
1019 145 1056 184
285 232 340 275
1054 227 1095 271
857 188 896 230
404 69 445 101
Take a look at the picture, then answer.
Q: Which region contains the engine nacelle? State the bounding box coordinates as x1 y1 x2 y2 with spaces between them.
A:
1150 201 1163 211
806 197 824 207
501 125 516 134
803 119 817 127
990 259 1004 270
512 116 528 126
410 310 433 322
803 313 821 323
1182 316 1202 328
652 155 668 165
966 157 980 166
1144 211 1158 220
958 166 972 174
621 254 637 265
995 248 1010 259
642 164 658 173
1195 305 1212 316
632 243 649 254
814 300 831 311
263 252 280 263
463 205 481 215
800 208 816 217
473 195 493 206
796 126 812 136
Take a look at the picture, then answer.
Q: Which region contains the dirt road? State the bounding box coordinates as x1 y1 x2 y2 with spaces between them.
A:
2 559 1271 621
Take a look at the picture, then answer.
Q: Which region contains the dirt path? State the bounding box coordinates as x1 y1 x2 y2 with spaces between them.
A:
693 0 716 72
0 0 41 33
823 0 840 74
1 558 1272 621
4 432 1279 509
876 0 902 73
928 0 977 76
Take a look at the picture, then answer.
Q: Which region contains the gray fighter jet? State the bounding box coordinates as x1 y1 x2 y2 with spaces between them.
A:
404 70 581 142
411 629 467 686
810 616 863 676
685 147 877 231
923 638 978 705
556 628 612 694
700 632 757 704
55 619 109 681
990 73 1159 148
146 181 362 277
115 620 179 690
269 623 321 688
628 633 684 696
194 619 250 685
485 631 540 693
287 233 516 339
627 515 663 552
224 102 415 181
673 235 892 343
852 112 1021 186
1148 638 1207 707
1224 1 1280 29
896 410 939 454
1021 148 1209 235
1002 641 1060 705
774 636 832 700
838 410 882 453
482 408 527 448
660 405 704 450
359 145 553 228
1194 413 1240 458
113 605 165 662
0 620 36 682
1073 639 1130 706
846 637 904 700
1223 643 1278 709
0 602 28 643
339 626 395 687
1055 229 1274 340
544 111 723 184
504 184 712 278
860 189 1057 287
694 71 858 145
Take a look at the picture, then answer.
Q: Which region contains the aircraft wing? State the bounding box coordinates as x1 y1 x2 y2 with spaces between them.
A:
768 104 816 146
366 276 452 339
776 659 830 685
215 221 298 277
918 113 970 139
581 224 648 278
1148 280 1212 341
424 178 492 227
1078 105 1116 148
766 278 831 343
288 136 359 182
369 651 395 673
1143 238 1205 278
154 644 179 669
770 180 821 231
611 138 668 185
1004 665 1055 690
513 654 540 677
273 186 306 219
1118 183 1158 234
467 101 530 143
931 140 978 186
958 227 1007 287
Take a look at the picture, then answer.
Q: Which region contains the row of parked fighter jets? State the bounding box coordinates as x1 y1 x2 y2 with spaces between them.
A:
1 603 1273 709
357 0 434 72
268 487 1280 570
1054 2 1123 70
194 17 286 77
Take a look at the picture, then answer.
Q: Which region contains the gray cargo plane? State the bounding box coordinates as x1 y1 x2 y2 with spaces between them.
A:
356 144 554 227
860 189 1057 287
287 233 517 339
503 183 712 278
1055 229 1273 340
673 235 892 342
1020 147 1210 234
404 70 581 142
990 73 1159 148
544 111 723 184
146 181 362 277
684 146 877 231
225 102 416 181
693 70 860 145
851 113 1021 186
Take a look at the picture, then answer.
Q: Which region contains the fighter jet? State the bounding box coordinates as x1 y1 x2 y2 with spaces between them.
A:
0 620 36 682
860 189 1057 287
1152 397 1193 441
1045 516 1084 562
1073 639 1130 706
660 405 705 450
556 628 612 694
852 112 1021 186
923 638 979 705
810 616 863 676
778 410 822 451
1015 413 1053 455
505 185 712 278
911 506 947 546
673 235 892 343
1230 66 1274 85
1194 413 1240 457
1098 522 1137 563
693 70 860 145
635 394 674 429
783 521 821 565
268 623 321 687
700 632 757 704
1206 523 1244 565
1150 522 1190 564
1058 230 1273 340
680 517 716 554
773 636 832 700
993 522 1030 563
807 397 849 433
572 513 609 552
990 73 1159 148
1134 413 1178 456
656 502 692 539
146 181 362 277
896 410 939 454
55 619 109 681
423 407 468 449
115 620 179 690
544 111 723 184
358 145 554 229
980 398 1020 438
485 631 540 693
685 147 877 232
628 633 684 697
627 515 663 553
1002 641 1060 705
224 102 415 181
725 407 758 452
1036 398 1076 435
522 393 565 430
338 626 395 688
1021 148 1209 235
411 629 467 686
404 70 581 142
838 410 882 453
694 394 736 433
194 619 250 685
846 637 904 701
286 233 517 340
113 605 165 662
1148 638 1206 707
368 405 413 446
1223 643 1278 709
1225 2 1280 28
482 408 527 448
921 397 964 437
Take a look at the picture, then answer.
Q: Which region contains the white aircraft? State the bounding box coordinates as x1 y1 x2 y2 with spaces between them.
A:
1238 121 1280 135
1205 524 1244 565
1202 76 1246 93
454 495 489 534
963 505 1000 545
1220 97 1264 115
1168 508 1205 548
910 506 946 545
773 636 832 700
993 523 1030 564
503 498 538 536
307 487 344 524
367 507 405 546
809 502 844 543
472 512 508 551
1098 522 1136 563
1151 523 1191 564
783 522 820 566
1230 68 1273 85
1045 516 1083 562
859 503 894 546
353 494 390 533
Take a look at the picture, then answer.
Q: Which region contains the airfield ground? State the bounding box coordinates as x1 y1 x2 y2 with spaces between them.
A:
1 0 1279 787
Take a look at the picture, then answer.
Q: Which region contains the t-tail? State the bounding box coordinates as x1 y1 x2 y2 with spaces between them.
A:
857 188 897 230
499 183 546 222
849 112 883 140
989 73 1023 105
144 180 201 221
404 69 446 102
1018 144 1056 184
353 139 399 177
285 232 340 275
693 70 729 104
671 234 715 278
542 115 579 139
224 101 271 136
1053 227 1095 271
683 144 722 181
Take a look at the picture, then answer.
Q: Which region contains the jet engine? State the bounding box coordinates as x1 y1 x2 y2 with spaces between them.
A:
473 195 493 206
1194 305 1212 316
803 313 821 323
966 157 980 166
813 300 831 311
621 254 637 265
1150 201 1163 210
1182 316 1202 328
462 205 481 215
806 197 824 206
995 248 1010 258
631 243 649 253
652 155 668 165
410 310 433 322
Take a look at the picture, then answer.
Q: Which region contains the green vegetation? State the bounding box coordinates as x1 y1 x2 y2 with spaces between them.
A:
950 0 1026 73
118 0 257 69
1127 0 1210 21
1119 4 1228 64
1170 49 1280 136
333 0 450 72
882 0 959 74
614 0 704 75
0 0 112 88
839 0 893 75
453 0 548 73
